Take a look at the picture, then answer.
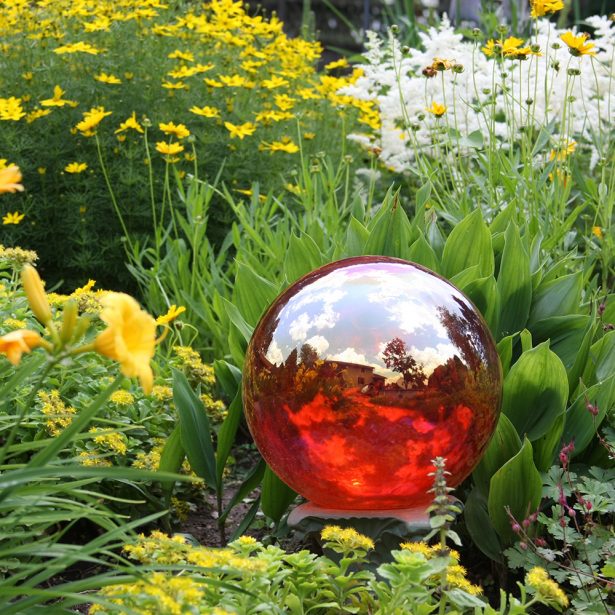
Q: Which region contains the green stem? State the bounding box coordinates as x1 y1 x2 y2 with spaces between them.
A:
95 135 134 254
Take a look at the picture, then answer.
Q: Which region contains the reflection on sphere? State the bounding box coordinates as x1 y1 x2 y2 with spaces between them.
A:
243 256 502 510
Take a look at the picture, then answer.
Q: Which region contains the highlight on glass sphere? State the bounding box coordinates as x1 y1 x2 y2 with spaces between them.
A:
243 256 502 511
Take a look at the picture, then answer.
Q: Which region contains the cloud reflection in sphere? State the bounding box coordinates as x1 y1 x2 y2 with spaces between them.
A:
243 257 502 510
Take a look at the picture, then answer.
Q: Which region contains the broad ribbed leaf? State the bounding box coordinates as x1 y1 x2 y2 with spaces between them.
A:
261 465 296 522
232 262 279 327
408 231 439 272
530 315 591 370
501 342 568 441
215 391 243 488
582 330 615 387
442 209 493 278
497 222 531 339
532 413 565 472
345 216 370 257
528 272 583 326
173 369 217 488
563 375 615 456
464 488 503 562
473 413 522 495
284 232 323 284
364 192 414 258
488 438 542 545
159 425 185 501
460 275 499 333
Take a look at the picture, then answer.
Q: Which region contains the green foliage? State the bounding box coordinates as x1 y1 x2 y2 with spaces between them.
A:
0 0 370 289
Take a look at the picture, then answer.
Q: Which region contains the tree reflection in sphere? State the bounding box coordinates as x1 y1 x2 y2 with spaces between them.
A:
243 257 502 510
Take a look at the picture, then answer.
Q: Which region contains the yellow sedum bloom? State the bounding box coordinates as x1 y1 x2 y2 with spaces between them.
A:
65 162 88 174
526 567 569 609
0 165 24 193
321 525 374 553
94 293 157 394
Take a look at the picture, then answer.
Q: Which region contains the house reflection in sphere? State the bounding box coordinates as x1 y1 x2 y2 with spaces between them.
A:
243 256 502 511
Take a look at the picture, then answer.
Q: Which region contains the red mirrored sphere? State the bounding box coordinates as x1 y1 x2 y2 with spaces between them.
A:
243 257 502 510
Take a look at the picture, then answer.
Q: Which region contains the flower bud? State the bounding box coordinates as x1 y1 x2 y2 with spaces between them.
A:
21 264 52 325
60 300 78 343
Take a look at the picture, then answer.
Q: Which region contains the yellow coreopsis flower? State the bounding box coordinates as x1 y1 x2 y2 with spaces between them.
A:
65 162 88 174
530 0 564 18
115 112 144 134
95 72 122 84
93 293 157 394
259 139 299 154
427 102 447 117
189 105 220 118
0 165 24 193
0 97 26 121
40 85 78 108
26 109 52 123
592 226 603 239
261 75 289 89
3 211 25 225
75 106 112 137
168 49 194 62
159 121 190 139
560 31 596 56
224 121 256 139
156 305 186 325
155 141 184 155
0 329 43 365
54 41 104 55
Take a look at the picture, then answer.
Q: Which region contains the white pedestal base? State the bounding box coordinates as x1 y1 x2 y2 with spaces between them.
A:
287 501 430 529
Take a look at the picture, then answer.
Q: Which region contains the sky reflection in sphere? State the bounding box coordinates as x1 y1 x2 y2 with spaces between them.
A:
243 257 502 510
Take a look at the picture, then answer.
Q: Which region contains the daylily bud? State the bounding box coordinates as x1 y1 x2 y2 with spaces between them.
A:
21 264 52 325
60 300 78 343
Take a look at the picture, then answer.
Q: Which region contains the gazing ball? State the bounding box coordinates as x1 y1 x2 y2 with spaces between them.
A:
243 256 502 510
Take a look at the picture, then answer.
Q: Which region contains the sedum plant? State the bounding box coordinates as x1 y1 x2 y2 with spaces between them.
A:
88 458 571 614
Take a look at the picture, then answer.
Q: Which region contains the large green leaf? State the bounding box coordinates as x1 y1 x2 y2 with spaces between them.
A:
232 262 279 327
582 330 615 387
563 375 615 456
528 272 583 326
488 438 542 545
173 369 217 489
284 232 323 284
261 465 297 522
213 359 242 400
344 216 369 257
532 413 565 472
442 209 494 278
530 315 591 370
496 334 515 378
464 488 503 562
496 222 531 339
364 192 414 258
459 275 499 333
501 341 568 441
408 231 439 272
473 413 522 495
159 425 185 502
215 391 244 489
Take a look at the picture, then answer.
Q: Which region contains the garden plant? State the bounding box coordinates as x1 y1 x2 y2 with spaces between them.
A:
0 0 614 612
